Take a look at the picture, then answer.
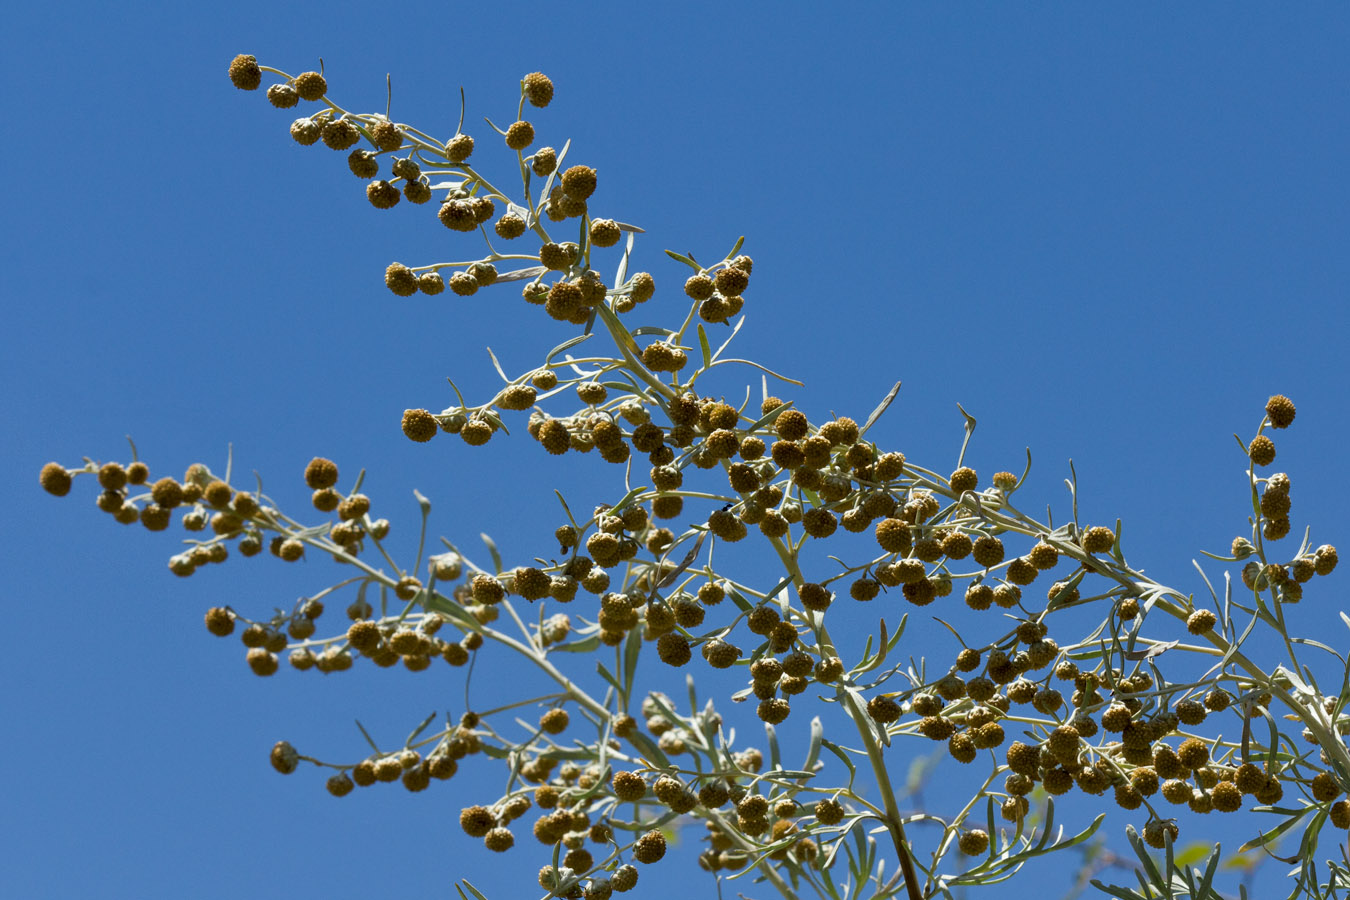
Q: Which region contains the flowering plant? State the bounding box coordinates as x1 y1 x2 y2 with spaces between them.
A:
39 54 1347 900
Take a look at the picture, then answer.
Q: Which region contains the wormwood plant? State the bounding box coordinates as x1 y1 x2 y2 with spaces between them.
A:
39 55 1350 900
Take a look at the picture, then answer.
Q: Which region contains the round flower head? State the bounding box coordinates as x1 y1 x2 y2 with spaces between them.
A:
417 272 444 294
1249 434 1276 466
461 420 493 446
714 266 749 297
1265 394 1296 428
449 273 478 296
972 535 1005 567
530 146 557 177
561 165 597 201
438 199 477 232
348 149 379 179
1315 545 1339 576
1081 526 1115 553
366 180 401 209
494 213 526 240
228 54 262 90
958 829 989 855
404 181 432 204
505 120 535 151
401 408 438 443
305 457 339 489
247 648 278 676
540 708 569 733
289 117 321 145
611 865 638 892
39 462 72 496
523 72 554 107
266 84 298 108
270 740 299 774
321 118 360 150
1186 609 1217 634
590 218 622 248
293 71 327 101
633 830 666 864
949 467 978 493
384 263 418 296
368 120 402 152
444 133 474 163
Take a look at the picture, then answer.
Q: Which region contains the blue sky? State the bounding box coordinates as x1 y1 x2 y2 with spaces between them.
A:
5 3 1350 898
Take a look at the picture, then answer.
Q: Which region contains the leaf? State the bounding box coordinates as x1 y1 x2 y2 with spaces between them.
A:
955 403 977 470
663 249 700 270
494 265 548 283
860 381 902 439
657 532 706 590
819 739 858 792
709 357 804 386
622 627 641 703
458 880 491 900
1238 807 1307 853
354 719 381 753
480 532 503 574
595 662 624 701
803 717 823 774
1171 842 1211 868
544 333 592 363
551 634 601 653
710 315 747 362
484 346 509 382
697 324 712 369
1124 640 1179 661
405 710 437 746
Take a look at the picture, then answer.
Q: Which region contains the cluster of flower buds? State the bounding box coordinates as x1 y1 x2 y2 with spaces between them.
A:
37 55 1346 894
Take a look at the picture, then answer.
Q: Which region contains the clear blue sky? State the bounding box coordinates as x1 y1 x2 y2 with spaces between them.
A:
5 3 1349 898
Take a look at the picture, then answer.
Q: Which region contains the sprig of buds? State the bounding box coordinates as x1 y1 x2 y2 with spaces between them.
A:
35 55 1349 900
